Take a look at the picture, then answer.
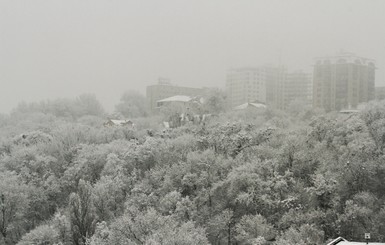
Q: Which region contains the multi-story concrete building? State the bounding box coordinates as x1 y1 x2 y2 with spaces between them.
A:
375 86 385 101
265 66 286 110
146 79 204 113
226 67 267 108
226 66 285 109
284 71 312 109
313 53 375 111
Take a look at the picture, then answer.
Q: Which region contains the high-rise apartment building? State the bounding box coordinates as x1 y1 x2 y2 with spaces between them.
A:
146 79 204 112
226 67 267 108
284 71 312 109
265 66 286 110
226 66 285 109
313 53 375 111
375 86 385 101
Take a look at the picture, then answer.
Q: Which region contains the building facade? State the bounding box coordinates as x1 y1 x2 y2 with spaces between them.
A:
226 66 285 109
313 53 375 111
375 86 385 101
284 71 312 109
146 79 204 113
265 66 286 109
226 67 267 108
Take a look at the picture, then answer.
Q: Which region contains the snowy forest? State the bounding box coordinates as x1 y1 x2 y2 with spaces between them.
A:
1 93 385 245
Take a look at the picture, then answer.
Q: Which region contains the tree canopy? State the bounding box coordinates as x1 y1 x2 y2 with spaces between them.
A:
1 98 385 244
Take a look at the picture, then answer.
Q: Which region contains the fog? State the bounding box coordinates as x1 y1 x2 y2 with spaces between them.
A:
1 0 384 113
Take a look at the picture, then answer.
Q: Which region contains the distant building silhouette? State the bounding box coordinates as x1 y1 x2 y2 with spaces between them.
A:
226 67 267 108
226 66 313 110
226 66 285 109
284 71 312 109
375 86 385 101
313 52 375 111
265 65 286 110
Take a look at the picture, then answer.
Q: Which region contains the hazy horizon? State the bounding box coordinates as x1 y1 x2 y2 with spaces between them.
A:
1 0 385 113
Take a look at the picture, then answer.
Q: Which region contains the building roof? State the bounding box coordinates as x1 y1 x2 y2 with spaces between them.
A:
314 52 376 66
104 119 133 126
327 237 385 245
327 237 347 245
338 242 385 245
157 95 193 103
111 119 131 125
234 102 267 110
339 109 360 114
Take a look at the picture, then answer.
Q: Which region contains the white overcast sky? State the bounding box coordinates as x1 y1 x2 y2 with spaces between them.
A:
1 0 384 113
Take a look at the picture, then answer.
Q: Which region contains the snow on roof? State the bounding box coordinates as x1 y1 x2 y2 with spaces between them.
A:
327 237 385 245
111 119 131 124
157 95 193 103
105 119 133 126
339 109 360 114
234 102 267 110
327 237 348 245
337 242 385 245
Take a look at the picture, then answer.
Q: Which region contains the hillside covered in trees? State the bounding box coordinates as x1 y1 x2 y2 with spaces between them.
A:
1 96 385 244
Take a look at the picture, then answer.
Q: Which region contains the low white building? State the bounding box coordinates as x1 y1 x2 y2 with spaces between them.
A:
156 95 201 109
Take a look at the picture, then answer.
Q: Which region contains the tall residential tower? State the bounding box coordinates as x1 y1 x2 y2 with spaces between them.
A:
226 67 267 108
284 71 312 109
313 53 375 111
226 66 285 109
